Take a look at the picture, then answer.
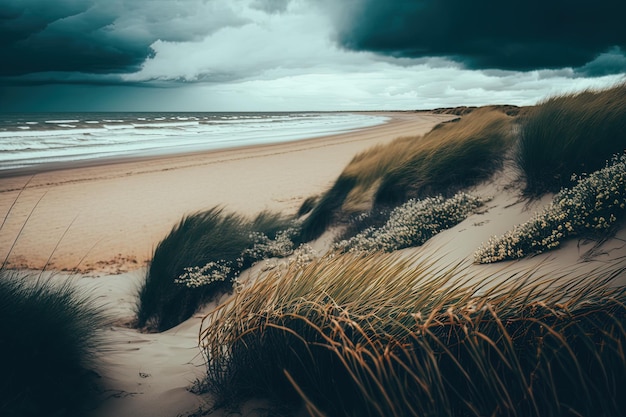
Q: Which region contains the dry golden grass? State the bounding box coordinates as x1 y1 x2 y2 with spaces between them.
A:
299 108 514 241
200 252 626 417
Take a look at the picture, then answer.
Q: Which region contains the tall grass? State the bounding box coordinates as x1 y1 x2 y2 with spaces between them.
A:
136 207 294 331
517 83 626 196
200 253 626 417
299 108 514 242
0 271 108 417
375 108 514 205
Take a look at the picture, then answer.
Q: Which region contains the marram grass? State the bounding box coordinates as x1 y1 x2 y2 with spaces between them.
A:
299 108 514 241
200 253 626 417
0 271 108 417
517 82 626 196
137 207 295 331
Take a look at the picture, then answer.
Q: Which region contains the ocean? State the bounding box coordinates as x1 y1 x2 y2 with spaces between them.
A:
0 112 388 173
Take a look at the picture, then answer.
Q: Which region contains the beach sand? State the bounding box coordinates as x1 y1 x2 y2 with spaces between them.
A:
0 112 453 274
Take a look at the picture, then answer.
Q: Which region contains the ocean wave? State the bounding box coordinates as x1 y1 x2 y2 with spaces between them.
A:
0 113 389 172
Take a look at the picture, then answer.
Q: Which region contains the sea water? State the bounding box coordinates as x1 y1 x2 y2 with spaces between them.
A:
0 112 388 173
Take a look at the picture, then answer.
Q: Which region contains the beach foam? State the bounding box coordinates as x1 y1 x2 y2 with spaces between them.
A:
0 112 388 172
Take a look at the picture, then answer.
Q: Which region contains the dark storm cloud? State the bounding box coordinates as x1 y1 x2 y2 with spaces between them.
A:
0 0 247 77
330 0 626 74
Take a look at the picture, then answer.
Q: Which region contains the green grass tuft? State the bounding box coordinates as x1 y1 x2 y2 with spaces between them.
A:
136 207 294 331
517 83 626 196
0 272 108 417
297 195 319 217
298 176 357 242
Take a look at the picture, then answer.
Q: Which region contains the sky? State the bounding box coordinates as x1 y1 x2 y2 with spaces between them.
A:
1 0 625 112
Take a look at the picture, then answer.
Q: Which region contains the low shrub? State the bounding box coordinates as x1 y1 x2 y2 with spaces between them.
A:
517 83 626 196
136 207 295 331
0 272 107 417
200 253 626 417
475 153 626 263
336 192 486 253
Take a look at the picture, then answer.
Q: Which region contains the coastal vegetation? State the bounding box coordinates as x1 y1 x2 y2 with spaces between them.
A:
475 153 626 263
138 84 626 332
127 84 626 415
0 271 108 417
136 207 297 331
516 83 626 196
299 107 515 241
336 192 486 253
200 253 626 417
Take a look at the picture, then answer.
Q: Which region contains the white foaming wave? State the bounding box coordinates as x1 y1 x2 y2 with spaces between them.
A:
0 113 389 171
131 121 200 128
0 128 100 138
45 119 80 124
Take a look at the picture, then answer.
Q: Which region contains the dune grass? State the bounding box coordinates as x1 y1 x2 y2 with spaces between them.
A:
200 253 626 417
0 271 108 417
299 108 514 242
517 83 626 197
136 207 295 331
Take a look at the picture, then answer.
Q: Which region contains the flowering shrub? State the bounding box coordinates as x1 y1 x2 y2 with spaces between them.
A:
475 154 626 263
241 227 300 262
336 192 487 253
262 244 317 272
175 261 233 288
175 225 305 289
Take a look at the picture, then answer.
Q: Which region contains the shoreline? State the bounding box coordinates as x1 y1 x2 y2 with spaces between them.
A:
0 111 454 273
0 111 392 179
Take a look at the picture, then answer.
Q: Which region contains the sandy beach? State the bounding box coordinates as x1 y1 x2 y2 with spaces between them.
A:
0 112 453 274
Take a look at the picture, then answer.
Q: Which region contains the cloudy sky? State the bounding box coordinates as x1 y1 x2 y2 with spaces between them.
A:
1 0 625 112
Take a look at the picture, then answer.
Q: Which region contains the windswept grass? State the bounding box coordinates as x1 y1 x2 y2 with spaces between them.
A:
517 83 626 196
200 253 626 417
136 207 294 331
299 108 514 242
374 108 514 205
0 271 108 417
